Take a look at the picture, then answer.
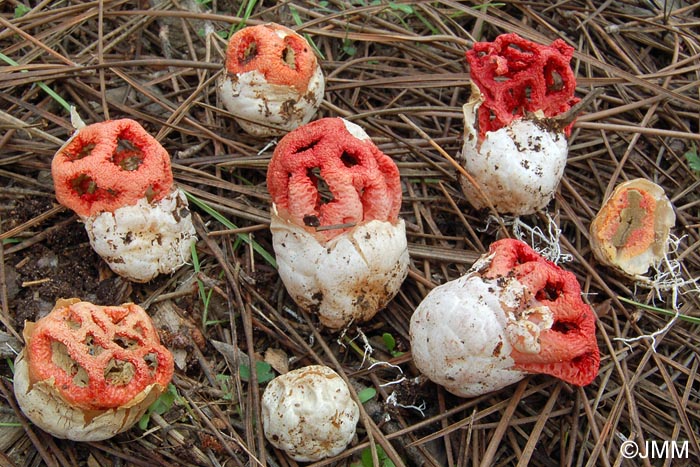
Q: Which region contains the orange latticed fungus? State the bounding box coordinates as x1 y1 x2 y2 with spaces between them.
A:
410 239 599 397
14 298 174 441
52 119 173 217
590 178 675 277
51 119 196 282
266 118 408 329
218 23 324 137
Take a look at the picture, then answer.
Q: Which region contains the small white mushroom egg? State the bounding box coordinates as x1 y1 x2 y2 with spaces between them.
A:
261 365 360 462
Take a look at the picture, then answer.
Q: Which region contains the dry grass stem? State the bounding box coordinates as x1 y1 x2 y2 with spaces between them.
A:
0 1 698 466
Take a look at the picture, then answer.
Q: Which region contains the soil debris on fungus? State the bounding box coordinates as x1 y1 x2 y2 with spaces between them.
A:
0 2 698 466
218 23 325 137
51 119 197 282
458 33 580 215
267 118 409 330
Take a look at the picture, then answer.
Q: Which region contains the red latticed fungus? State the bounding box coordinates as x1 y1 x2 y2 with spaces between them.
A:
261 365 360 461
410 239 600 397
13 298 174 441
217 23 324 137
266 117 408 330
459 33 580 215
590 178 676 277
51 119 196 282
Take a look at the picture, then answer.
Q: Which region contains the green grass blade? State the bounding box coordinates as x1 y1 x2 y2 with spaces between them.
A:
233 0 259 32
618 296 700 325
190 240 202 271
185 191 277 269
190 241 213 327
289 5 326 59
0 52 72 113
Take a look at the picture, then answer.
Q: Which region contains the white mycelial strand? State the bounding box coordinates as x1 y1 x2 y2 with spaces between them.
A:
84 188 196 282
271 208 409 330
617 235 699 351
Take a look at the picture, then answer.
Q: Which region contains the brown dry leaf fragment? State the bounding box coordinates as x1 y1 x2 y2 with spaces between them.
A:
264 348 289 375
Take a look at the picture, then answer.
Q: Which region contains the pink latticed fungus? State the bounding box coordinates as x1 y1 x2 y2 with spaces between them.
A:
590 178 675 277
14 298 174 441
410 239 599 397
218 23 325 137
51 119 196 282
459 33 580 215
267 117 408 330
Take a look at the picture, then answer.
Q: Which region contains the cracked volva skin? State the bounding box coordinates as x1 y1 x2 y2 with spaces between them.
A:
459 118 568 215
410 239 599 397
84 188 196 282
262 365 359 461
14 299 174 441
218 23 325 137
267 118 408 329
459 34 579 215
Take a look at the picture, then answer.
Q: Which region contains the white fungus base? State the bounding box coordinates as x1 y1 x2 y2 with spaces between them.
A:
218 66 324 137
262 365 359 462
409 269 554 398
270 210 409 330
84 188 196 283
13 350 163 441
459 101 568 215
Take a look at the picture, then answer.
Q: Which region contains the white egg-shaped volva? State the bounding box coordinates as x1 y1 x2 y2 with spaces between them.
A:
261 365 359 462
409 273 533 397
271 209 409 330
84 188 196 282
410 239 600 397
459 95 567 216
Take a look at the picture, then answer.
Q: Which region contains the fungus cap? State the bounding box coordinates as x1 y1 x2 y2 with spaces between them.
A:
590 178 675 277
224 23 319 91
267 117 401 242
218 23 324 137
14 299 174 441
410 239 599 397
52 119 173 217
465 33 579 141
261 365 359 462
